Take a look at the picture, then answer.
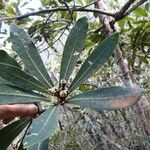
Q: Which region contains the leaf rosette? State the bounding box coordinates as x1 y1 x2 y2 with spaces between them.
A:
0 17 144 149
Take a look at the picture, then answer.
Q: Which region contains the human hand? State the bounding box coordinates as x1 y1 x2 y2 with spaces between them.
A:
0 104 38 124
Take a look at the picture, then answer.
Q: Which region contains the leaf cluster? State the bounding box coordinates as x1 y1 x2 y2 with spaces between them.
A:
0 17 144 149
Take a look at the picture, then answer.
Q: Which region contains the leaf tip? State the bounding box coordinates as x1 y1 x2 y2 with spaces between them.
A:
77 16 88 26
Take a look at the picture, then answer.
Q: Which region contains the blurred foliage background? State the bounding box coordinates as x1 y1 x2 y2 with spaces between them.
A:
0 0 150 149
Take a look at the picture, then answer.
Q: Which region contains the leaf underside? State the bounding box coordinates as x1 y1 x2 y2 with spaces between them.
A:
68 86 143 110
69 33 119 92
0 83 49 104
0 118 31 150
23 106 59 148
10 24 53 88
59 17 88 83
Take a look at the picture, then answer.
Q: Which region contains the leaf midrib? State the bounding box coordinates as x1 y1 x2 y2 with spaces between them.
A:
34 107 55 136
37 143 41 150
14 32 51 87
25 45 51 87
70 42 111 91
63 27 85 80
9 72 47 92
26 107 56 147
69 93 139 101
0 63 47 92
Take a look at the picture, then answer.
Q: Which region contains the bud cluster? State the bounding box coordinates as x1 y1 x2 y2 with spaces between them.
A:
48 79 69 105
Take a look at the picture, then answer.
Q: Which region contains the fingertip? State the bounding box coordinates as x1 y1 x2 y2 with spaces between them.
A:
16 104 39 117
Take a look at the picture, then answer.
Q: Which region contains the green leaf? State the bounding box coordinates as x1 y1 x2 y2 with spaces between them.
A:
77 0 85 5
69 33 119 92
60 17 88 83
5 2 15 16
77 0 92 5
10 24 54 88
68 86 143 110
0 50 20 68
0 63 48 93
27 139 49 150
23 106 59 148
134 7 148 17
0 83 49 104
0 118 31 150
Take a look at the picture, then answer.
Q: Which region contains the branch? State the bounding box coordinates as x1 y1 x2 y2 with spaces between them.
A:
124 0 148 16
114 0 136 21
114 0 148 22
1 0 147 24
60 0 73 18
0 7 114 21
95 1 133 86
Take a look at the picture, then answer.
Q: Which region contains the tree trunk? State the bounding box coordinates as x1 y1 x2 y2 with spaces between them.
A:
95 0 150 142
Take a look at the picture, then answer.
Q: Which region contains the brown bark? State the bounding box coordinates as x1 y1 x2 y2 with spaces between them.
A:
95 0 150 142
